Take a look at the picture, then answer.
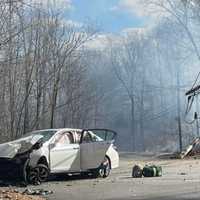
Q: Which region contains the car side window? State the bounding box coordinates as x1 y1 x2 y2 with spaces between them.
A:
55 132 74 146
82 131 93 143
90 133 100 142
73 131 81 144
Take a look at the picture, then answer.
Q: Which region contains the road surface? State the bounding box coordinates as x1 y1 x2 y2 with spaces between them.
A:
3 153 200 200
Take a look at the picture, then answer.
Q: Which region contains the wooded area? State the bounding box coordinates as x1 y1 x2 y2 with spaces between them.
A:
0 0 200 152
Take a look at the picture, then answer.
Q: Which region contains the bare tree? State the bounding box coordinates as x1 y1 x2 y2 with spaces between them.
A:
110 31 148 151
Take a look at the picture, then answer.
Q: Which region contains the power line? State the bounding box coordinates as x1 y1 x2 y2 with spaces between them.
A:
191 71 200 90
144 105 177 122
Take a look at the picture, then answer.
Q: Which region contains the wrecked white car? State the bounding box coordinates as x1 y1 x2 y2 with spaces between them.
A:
0 129 119 184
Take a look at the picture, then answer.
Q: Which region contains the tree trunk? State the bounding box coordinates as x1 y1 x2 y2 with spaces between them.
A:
131 96 136 151
176 66 182 152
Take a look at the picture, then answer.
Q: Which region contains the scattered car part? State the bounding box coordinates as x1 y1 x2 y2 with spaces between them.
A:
132 165 143 178
131 164 162 178
155 166 162 177
142 165 162 177
142 165 157 177
23 188 53 196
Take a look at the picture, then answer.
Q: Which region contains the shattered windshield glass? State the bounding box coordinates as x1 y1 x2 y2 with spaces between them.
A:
21 130 57 143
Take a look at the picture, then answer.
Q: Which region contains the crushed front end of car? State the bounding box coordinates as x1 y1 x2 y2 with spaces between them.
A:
0 135 43 183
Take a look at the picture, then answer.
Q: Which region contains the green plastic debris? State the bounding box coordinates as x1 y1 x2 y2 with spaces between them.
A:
155 165 162 177
142 165 162 177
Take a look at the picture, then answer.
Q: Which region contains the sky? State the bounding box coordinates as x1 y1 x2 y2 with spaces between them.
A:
67 0 149 33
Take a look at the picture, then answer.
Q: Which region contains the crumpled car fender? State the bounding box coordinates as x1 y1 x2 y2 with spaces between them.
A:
0 135 43 159
29 145 50 168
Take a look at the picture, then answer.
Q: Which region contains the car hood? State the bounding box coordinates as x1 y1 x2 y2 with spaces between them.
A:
0 135 43 159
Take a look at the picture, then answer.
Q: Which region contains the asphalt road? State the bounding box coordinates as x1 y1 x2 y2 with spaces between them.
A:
2 153 200 200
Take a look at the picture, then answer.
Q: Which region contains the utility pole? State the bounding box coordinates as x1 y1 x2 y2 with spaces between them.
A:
194 112 199 137
176 67 182 152
195 96 200 137
186 85 200 138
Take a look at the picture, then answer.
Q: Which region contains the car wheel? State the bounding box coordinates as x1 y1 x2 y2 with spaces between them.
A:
37 164 49 182
93 157 111 178
27 164 49 185
27 167 40 185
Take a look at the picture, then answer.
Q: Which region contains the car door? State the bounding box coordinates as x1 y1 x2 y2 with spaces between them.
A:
80 129 116 170
50 132 80 173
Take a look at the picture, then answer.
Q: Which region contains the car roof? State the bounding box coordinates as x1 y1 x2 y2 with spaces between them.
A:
33 128 83 133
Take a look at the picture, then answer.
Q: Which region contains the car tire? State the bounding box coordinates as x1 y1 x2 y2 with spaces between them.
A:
23 158 30 183
27 164 49 185
27 166 40 185
92 157 111 178
37 164 49 182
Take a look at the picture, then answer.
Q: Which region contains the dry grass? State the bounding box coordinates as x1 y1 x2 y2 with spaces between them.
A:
0 189 45 200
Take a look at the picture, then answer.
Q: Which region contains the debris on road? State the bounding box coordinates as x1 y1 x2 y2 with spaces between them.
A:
132 165 162 178
23 188 53 196
179 172 187 175
132 165 143 178
66 184 72 187
157 152 181 159
158 137 200 159
142 165 162 177
0 189 45 200
181 137 200 158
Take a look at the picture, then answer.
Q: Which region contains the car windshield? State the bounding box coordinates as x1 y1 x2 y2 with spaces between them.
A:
21 130 57 143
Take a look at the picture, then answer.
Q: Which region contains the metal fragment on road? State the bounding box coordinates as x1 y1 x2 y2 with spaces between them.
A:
23 188 53 196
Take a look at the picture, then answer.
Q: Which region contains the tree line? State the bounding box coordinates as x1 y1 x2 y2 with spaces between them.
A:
0 0 200 152
0 0 97 141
